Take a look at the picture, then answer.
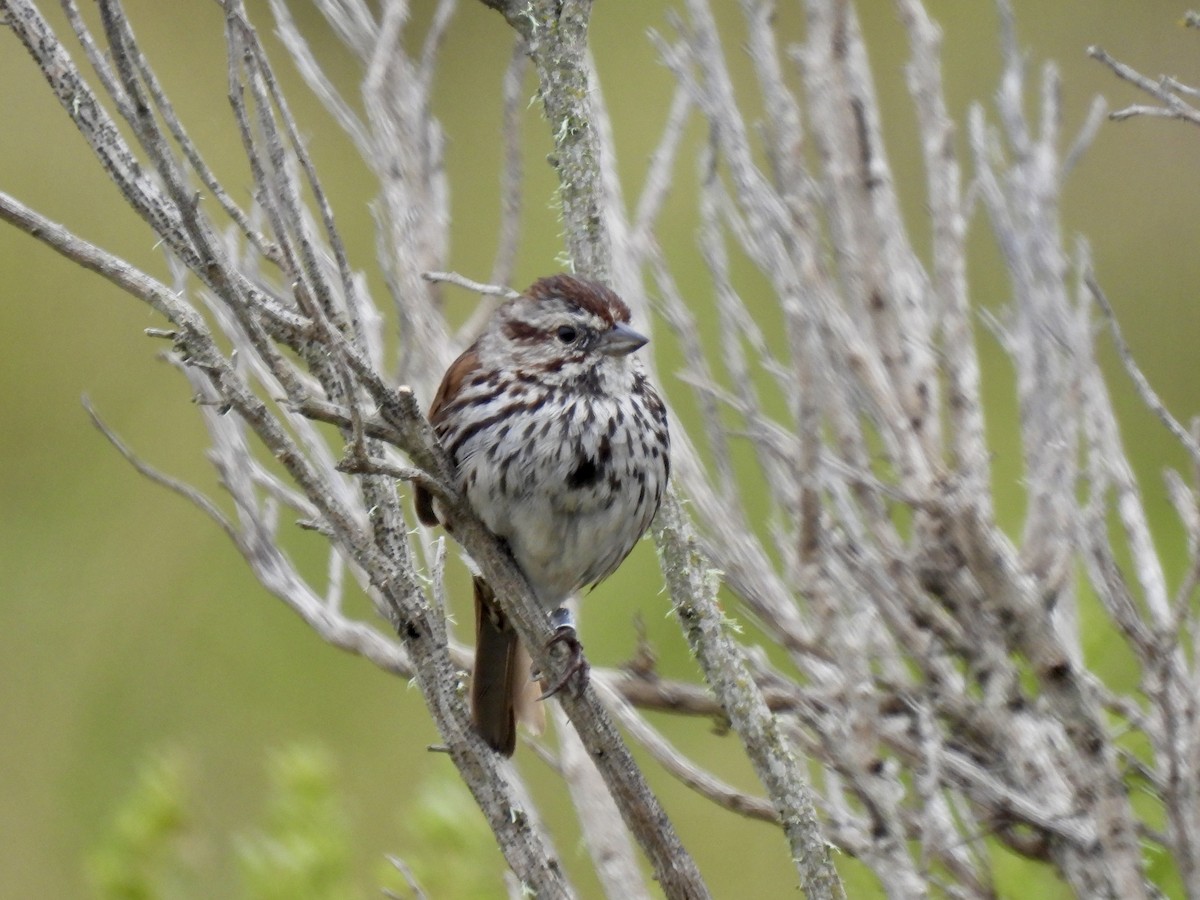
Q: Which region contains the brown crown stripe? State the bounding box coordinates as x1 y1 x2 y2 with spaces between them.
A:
527 274 632 325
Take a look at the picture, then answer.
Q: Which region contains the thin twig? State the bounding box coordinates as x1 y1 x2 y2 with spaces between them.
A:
423 270 519 299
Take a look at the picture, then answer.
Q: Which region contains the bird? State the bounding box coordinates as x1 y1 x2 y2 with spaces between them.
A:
414 273 670 755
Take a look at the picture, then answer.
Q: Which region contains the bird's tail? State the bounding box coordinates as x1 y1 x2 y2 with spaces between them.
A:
471 576 544 756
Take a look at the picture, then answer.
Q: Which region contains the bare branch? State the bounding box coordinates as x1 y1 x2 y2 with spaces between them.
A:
7 0 1200 895
1090 45 1200 127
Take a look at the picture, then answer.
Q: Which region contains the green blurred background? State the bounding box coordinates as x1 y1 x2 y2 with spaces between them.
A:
2 1 1198 897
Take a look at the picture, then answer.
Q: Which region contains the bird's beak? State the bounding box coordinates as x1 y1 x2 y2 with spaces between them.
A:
598 322 649 357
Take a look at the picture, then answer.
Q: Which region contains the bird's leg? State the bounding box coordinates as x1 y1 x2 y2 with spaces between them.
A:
538 606 589 700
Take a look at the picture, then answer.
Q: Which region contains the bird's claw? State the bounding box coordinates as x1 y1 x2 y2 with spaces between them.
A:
537 625 589 700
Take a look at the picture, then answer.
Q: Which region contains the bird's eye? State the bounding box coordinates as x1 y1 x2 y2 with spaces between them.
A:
556 325 578 344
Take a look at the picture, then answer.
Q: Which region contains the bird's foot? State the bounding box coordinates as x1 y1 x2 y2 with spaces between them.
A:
538 608 589 700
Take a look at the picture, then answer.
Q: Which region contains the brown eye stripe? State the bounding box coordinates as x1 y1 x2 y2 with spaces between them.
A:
501 319 584 352
501 319 545 342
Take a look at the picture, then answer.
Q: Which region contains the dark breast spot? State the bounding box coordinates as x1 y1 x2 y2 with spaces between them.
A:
567 455 601 489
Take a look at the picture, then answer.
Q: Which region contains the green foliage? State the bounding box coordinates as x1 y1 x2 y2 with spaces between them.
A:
86 750 195 900
388 777 501 898
86 745 504 900
234 746 359 900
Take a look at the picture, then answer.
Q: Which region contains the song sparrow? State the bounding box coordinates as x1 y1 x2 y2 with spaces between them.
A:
414 274 670 755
